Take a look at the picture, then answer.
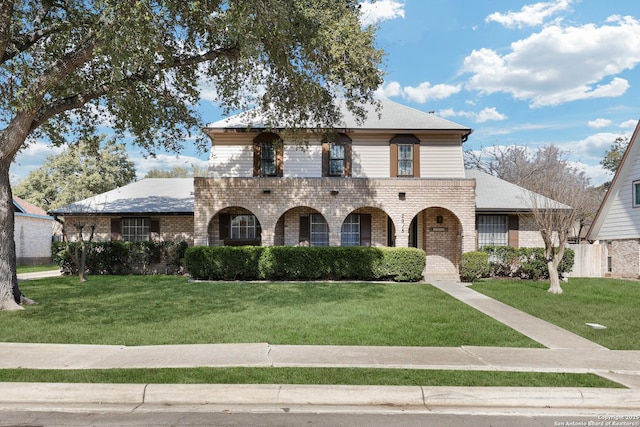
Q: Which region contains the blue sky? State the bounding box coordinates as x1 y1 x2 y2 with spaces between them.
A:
10 0 640 185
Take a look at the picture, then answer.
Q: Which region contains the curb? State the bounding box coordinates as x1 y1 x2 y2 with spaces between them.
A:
2 383 640 411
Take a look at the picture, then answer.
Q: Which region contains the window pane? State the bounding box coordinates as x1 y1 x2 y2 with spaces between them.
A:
122 217 150 242
341 214 360 246
477 215 508 248
398 144 413 176
310 214 329 247
231 215 258 240
635 182 640 206
329 144 344 176
261 143 276 176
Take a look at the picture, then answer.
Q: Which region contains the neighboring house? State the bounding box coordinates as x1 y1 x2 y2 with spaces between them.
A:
587 119 640 279
50 178 195 245
13 196 54 266
52 100 565 277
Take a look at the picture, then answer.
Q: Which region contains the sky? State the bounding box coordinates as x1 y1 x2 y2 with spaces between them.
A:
10 0 640 186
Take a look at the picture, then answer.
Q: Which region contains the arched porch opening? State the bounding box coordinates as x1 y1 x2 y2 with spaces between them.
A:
275 206 330 247
415 207 463 276
207 206 262 246
340 207 389 247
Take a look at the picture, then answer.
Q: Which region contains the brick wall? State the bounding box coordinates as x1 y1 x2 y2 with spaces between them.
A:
62 215 193 245
610 239 640 279
194 177 476 274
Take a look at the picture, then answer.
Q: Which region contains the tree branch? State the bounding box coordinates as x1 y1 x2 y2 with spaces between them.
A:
31 45 240 130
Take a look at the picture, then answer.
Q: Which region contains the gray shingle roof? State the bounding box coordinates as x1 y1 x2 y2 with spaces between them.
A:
207 99 472 133
466 169 571 211
50 178 194 215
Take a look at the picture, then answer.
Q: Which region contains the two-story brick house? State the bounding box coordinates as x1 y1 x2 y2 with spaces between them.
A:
53 100 557 278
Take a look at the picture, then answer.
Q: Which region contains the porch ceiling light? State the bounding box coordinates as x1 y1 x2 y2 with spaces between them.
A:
398 192 406 200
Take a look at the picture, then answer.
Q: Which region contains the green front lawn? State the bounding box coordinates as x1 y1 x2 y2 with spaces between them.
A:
16 264 59 274
0 367 620 388
4 276 539 348
471 278 640 350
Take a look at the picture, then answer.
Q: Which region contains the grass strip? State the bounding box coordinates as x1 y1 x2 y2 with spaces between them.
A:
16 264 59 274
0 368 622 388
471 278 640 350
5 276 540 348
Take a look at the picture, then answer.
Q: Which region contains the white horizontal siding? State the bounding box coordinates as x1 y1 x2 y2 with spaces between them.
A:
284 144 322 177
421 143 464 178
597 157 640 240
353 139 389 178
209 145 253 178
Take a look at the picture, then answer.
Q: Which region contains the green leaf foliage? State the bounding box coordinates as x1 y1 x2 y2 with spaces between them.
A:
479 246 575 280
13 135 136 211
459 251 490 283
185 246 426 282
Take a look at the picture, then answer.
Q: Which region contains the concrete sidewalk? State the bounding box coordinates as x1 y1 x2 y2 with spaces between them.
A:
5 275 640 413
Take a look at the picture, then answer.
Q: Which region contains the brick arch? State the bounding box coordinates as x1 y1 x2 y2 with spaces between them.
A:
414 206 463 276
207 206 265 246
274 206 330 247
339 206 391 247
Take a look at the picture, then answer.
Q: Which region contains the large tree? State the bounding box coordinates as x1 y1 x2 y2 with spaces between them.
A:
600 136 629 190
0 0 383 310
14 135 136 211
472 145 597 294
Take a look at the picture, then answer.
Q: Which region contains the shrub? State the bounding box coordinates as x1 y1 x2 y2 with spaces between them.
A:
459 251 490 282
186 246 426 282
52 240 188 276
478 246 575 280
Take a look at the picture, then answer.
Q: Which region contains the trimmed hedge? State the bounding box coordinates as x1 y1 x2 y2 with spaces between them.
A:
185 246 426 282
478 246 575 280
52 241 188 275
459 251 490 282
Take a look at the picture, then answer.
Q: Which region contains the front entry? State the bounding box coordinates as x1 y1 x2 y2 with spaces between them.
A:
417 207 462 277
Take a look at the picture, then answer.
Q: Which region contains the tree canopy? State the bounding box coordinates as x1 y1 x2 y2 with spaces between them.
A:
13 135 136 211
0 0 384 310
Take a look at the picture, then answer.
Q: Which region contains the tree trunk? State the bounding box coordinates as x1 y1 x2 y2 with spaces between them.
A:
0 164 25 310
547 258 563 294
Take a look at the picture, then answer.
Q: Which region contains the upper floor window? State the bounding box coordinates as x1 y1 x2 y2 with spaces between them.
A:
390 134 420 177
253 132 283 177
323 133 352 177
330 144 345 176
634 180 640 207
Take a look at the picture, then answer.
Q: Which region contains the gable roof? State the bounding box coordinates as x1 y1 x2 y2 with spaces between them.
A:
207 99 473 137
50 179 194 215
587 119 640 240
465 169 572 212
13 196 52 220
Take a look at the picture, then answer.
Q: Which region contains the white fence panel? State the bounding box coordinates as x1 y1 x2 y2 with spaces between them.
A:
567 243 603 277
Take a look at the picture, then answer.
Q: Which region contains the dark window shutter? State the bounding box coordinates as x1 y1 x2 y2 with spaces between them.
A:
110 218 121 241
508 215 519 248
253 143 261 177
219 214 230 240
322 142 330 177
150 219 160 234
360 214 372 246
299 214 310 245
276 142 284 177
344 140 352 177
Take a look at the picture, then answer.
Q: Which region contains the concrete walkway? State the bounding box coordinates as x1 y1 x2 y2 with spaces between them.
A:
5 273 640 413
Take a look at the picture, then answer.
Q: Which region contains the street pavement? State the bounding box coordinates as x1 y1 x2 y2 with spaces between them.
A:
4 272 640 414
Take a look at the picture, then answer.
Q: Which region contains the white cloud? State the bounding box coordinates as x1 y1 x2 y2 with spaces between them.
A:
587 118 613 129
486 0 572 29
620 119 638 129
403 82 462 103
464 16 640 107
376 80 461 103
438 107 507 123
10 142 65 184
359 0 405 26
